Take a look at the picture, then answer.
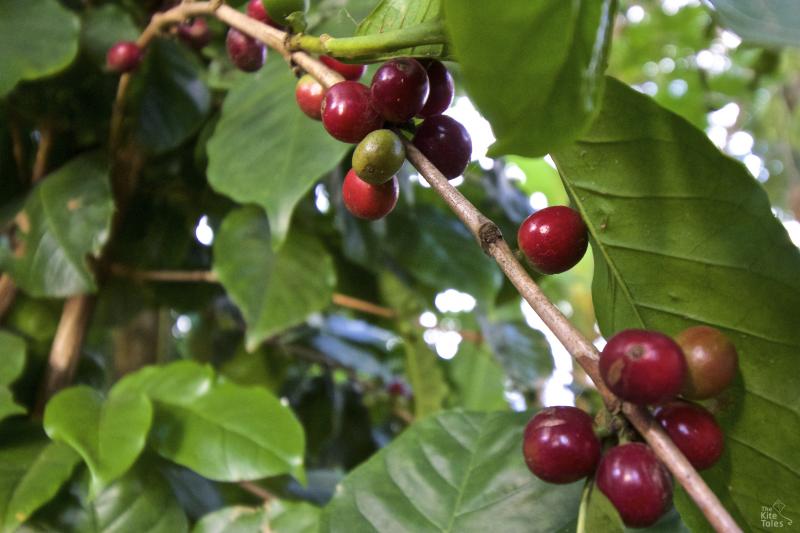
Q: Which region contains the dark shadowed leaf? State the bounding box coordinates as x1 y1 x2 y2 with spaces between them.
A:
552 77 800 532
213 207 336 350
0 153 113 298
0 0 80 97
0 330 26 422
321 410 583 532
0 423 80 533
132 39 211 154
443 0 615 157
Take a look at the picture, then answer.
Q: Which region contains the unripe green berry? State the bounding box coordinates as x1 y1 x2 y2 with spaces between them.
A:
352 129 405 185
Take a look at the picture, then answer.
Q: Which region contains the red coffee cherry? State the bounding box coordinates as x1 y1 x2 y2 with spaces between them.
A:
675 325 738 400
106 41 143 73
177 18 212 50
599 329 687 405
342 169 398 220
295 74 325 120
517 206 588 274
320 55 367 81
321 81 383 143
653 401 724 471
418 59 454 117
412 115 472 179
596 443 673 528
370 58 430 123
522 406 601 484
226 28 266 72
246 0 277 26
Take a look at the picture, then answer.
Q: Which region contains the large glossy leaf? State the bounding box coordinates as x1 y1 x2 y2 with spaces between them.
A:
552 77 800 532
706 0 800 48
443 0 615 157
0 0 80 97
80 4 140 66
114 361 306 482
207 60 350 247
214 208 336 351
43 386 153 497
0 424 80 533
321 410 582 532
386 206 502 306
0 330 26 422
132 39 211 154
355 0 450 60
0 153 113 298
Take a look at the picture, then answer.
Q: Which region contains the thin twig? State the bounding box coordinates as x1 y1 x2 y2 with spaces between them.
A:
109 263 219 283
0 275 17 324
31 124 54 183
35 295 95 414
239 480 273 502
331 293 395 318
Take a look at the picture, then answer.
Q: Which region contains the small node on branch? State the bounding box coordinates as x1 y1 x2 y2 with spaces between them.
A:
478 221 503 254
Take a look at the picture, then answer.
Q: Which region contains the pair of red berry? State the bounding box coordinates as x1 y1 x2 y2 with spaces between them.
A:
523 407 672 528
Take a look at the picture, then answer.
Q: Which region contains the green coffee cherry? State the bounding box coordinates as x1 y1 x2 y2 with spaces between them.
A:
352 129 406 185
262 0 308 23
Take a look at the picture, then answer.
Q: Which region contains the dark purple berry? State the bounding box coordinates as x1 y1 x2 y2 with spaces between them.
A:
226 28 266 72
370 58 430 123
412 115 471 179
418 60 454 117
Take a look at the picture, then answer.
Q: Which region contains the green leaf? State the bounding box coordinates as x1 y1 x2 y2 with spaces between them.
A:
0 389 24 422
132 39 211 154
402 337 448 419
193 501 321 533
213 208 336 351
46 464 189 533
0 330 26 385
0 423 80 533
706 0 800 48
114 361 306 483
267 500 322 533
43 386 153 497
80 4 140 66
321 410 583 532
0 152 113 298
448 342 507 412
386 206 502 306
0 0 80 97
552 77 800 532
192 506 268 533
207 60 350 247
443 0 615 157
355 0 450 60
577 481 623 533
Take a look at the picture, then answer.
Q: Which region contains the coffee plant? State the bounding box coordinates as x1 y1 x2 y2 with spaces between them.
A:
0 0 798 531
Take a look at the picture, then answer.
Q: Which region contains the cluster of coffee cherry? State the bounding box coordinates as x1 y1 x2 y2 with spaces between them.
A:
107 0 473 224
296 54 472 220
523 325 738 527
